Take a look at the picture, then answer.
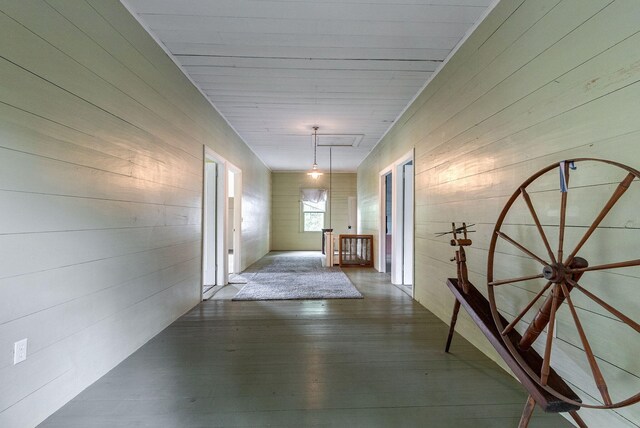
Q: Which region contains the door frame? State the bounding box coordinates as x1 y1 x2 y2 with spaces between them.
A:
202 155 219 289
400 159 414 294
202 146 242 298
378 149 415 291
227 162 242 275
378 167 393 273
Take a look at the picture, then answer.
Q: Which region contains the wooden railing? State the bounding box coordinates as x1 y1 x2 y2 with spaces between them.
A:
338 234 373 267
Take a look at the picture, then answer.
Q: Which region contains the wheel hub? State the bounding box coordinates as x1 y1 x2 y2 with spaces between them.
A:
542 257 588 283
542 264 562 282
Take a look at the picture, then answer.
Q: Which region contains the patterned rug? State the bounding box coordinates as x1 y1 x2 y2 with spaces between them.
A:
232 252 363 301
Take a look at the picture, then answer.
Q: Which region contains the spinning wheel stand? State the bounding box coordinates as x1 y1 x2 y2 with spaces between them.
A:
442 159 640 427
445 278 586 427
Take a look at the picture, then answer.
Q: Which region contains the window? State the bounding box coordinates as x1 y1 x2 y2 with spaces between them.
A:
300 189 327 232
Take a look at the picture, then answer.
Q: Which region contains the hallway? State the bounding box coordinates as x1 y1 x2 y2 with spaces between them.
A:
39 266 570 427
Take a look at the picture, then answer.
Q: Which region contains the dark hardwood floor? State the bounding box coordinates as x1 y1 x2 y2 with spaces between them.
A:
39 258 571 427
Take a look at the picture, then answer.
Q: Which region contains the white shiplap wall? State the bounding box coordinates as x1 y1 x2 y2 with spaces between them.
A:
357 0 640 426
0 1 270 427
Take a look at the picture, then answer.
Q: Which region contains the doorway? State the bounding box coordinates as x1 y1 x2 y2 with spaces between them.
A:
379 150 414 297
202 147 242 299
203 152 223 296
227 166 242 276
400 160 414 293
384 173 392 272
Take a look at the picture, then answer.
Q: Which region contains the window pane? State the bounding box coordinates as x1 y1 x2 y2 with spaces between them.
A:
302 200 326 212
304 212 324 231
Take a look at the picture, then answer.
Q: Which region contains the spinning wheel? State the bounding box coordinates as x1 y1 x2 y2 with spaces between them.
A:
487 158 640 411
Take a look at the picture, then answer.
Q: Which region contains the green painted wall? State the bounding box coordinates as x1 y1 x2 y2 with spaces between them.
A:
357 1 640 426
272 173 357 251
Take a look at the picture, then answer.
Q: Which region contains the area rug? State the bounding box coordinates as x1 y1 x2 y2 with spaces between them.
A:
232 253 363 301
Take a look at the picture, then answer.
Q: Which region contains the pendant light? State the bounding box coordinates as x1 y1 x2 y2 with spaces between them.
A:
307 126 323 179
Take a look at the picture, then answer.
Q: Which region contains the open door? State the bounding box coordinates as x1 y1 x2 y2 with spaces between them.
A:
203 159 218 291
380 150 414 296
385 173 393 273
402 161 414 288
202 147 235 298
378 169 392 273
227 165 242 277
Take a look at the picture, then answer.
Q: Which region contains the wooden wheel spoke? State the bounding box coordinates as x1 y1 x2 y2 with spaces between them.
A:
496 231 549 266
521 188 557 264
489 273 544 287
567 278 640 333
567 258 640 274
565 173 635 265
559 282 613 405
540 285 560 385
557 162 571 262
502 281 552 336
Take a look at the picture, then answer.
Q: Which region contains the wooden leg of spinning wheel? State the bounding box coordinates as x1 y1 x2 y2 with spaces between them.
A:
568 411 588 428
445 300 461 353
518 395 536 428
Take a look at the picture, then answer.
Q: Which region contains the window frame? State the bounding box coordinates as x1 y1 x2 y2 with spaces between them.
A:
300 189 327 232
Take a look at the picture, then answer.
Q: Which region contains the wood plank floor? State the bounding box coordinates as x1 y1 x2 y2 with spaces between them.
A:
39 258 572 427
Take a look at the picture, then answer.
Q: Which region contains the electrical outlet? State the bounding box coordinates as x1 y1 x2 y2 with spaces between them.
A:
14 339 27 365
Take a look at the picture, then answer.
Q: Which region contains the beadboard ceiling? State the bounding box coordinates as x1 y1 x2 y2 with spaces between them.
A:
124 0 494 171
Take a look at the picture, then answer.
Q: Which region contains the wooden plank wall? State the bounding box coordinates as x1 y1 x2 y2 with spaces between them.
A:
357 0 640 426
0 1 270 427
271 173 356 251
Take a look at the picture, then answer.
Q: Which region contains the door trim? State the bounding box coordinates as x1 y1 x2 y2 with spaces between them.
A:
202 146 237 298
227 162 242 275
378 149 415 292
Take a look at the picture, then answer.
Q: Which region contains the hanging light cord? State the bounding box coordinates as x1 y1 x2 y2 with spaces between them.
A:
313 126 318 166
329 146 332 228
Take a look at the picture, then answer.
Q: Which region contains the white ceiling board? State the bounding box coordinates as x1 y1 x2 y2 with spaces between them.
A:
131 1 491 22
141 15 474 38
180 59 441 72
201 87 422 97
131 0 493 7
156 30 462 50
125 0 493 171
257 146 374 173
196 84 428 93
165 44 452 60
191 70 432 81
195 76 427 85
